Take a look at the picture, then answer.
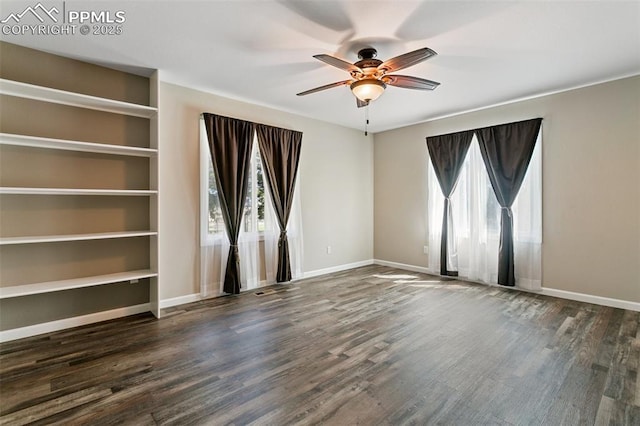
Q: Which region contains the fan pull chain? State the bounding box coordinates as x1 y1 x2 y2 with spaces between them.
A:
364 104 369 136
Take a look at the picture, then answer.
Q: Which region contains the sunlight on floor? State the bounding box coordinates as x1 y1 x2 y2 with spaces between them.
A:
408 282 469 289
373 274 418 280
372 273 468 288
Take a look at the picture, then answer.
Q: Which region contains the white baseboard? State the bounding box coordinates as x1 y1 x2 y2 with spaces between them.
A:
373 259 432 275
160 279 290 309
0 303 151 343
302 259 375 279
2 294 208 343
539 288 640 312
159 293 201 309
373 259 640 312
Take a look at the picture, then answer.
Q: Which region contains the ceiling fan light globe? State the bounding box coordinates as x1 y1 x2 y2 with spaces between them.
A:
351 79 386 102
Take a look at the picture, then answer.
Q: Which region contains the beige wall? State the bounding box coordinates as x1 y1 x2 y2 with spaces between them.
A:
159 82 373 300
0 41 149 105
374 75 640 303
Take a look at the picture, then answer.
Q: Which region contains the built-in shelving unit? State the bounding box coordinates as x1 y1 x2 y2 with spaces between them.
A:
0 42 160 339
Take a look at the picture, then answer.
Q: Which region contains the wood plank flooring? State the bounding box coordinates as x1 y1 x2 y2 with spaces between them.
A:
0 265 638 425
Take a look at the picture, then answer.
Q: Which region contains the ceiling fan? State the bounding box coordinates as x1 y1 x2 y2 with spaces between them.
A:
297 47 440 108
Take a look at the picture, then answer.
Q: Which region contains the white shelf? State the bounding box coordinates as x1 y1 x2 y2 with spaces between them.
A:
0 79 157 118
0 270 157 299
0 133 157 157
0 187 157 196
0 231 157 245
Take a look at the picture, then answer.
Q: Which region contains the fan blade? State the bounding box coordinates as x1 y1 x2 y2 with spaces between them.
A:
313 54 363 74
356 98 369 108
296 80 352 96
378 47 437 73
384 75 440 90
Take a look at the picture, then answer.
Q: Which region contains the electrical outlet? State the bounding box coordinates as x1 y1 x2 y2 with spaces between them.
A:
326 245 332 255
423 246 429 255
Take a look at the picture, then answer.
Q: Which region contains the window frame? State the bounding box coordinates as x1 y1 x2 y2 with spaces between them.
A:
200 124 266 245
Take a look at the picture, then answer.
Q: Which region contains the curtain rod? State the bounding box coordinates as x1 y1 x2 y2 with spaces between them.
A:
199 112 300 134
426 117 543 140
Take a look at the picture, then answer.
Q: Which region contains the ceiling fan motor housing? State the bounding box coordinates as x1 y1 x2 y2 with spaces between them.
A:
355 48 383 76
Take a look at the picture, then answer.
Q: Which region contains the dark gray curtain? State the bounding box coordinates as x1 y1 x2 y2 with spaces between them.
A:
476 118 542 286
202 113 255 294
426 130 474 276
256 124 303 283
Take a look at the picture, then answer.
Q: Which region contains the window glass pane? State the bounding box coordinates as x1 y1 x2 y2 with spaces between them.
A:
207 137 266 236
256 151 265 232
244 153 253 232
240 140 265 234
208 160 224 234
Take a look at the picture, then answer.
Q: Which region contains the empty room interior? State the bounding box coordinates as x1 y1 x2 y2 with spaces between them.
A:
0 1 638 424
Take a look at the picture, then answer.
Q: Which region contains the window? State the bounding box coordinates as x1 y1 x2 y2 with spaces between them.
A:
207 167 224 234
199 118 304 295
427 132 542 289
206 136 265 236
447 136 501 242
243 143 266 233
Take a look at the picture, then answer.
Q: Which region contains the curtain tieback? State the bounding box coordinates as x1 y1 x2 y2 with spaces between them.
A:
501 206 513 218
229 244 239 248
278 230 288 247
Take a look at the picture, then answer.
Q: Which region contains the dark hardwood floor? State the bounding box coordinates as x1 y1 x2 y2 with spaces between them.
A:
1 265 638 425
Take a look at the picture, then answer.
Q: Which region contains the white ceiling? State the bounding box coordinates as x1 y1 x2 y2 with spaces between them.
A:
2 0 639 132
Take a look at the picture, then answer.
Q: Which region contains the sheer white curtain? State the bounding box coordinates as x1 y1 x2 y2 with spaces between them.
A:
263 179 304 282
200 118 227 297
287 185 304 280
236 222 263 290
260 183 279 284
510 133 542 290
237 141 266 290
427 133 542 290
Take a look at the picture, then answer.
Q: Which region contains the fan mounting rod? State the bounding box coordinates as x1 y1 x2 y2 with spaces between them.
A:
358 48 377 59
